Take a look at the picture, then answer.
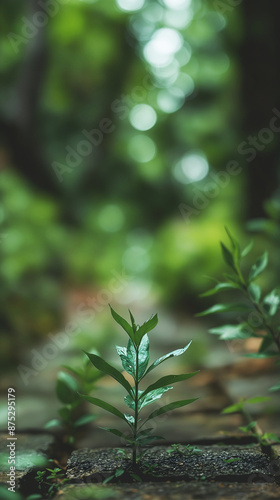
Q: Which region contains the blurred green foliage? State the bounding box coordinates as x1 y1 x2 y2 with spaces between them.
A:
0 0 279 375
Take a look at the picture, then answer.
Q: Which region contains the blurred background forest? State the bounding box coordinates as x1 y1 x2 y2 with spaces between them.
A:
1 0 280 431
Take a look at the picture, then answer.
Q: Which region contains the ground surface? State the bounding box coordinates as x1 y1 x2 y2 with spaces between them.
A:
1 326 280 498
54 482 280 500
0 431 280 498
67 445 274 483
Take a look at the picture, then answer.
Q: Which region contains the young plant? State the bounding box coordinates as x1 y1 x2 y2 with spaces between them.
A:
198 227 280 391
80 307 199 470
45 354 102 445
223 397 280 446
166 443 201 455
35 468 69 497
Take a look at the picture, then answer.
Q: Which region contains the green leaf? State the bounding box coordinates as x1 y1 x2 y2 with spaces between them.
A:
244 352 278 358
56 371 80 404
115 345 134 378
225 227 241 263
100 427 129 440
59 407 72 423
44 419 62 429
246 397 271 404
74 414 97 427
129 310 137 332
223 273 242 285
104 468 125 483
137 435 164 445
124 414 135 426
222 402 244 414
137 334 150 379
130 335 150 380
146 341 192 375
85 352 132 395
248 283 261 303
241 240 254 257
117 335 150 381
223 458 242 463
140 372 199 399
261 432 280 443
135 314 158 345
269 382 280 392
239 421 258 433
258 335 274 353
200 282 240 297
220 242 236 271
139 387 173 410
115 468 125 478
109 305 134 342
263 289 280 316
124 393 135 411
61 365 83 378
249 252 268 282
79 395 128 423
209 324 252 341
146 399 198 422
197 303 252 317
137 428 154 437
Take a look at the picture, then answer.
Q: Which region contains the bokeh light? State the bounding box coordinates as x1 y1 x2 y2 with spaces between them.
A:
128 135 157 162
142 3 163 22
143 28 183 67
97 205 124 233
157 88 185 113
129 104 157 131
152 60 180 86
163 0 192 10
123 245 150 272
116 0 145 12
176 44 192 67
164 8 193 29
175 72 195 96
173 153 209 184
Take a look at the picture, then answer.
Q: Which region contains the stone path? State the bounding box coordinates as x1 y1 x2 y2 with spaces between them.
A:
54 482 280 500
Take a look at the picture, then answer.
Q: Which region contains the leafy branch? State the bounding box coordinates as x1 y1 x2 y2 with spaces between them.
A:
199 228 280 376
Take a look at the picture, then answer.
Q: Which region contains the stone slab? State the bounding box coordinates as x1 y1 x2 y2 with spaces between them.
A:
67 445 276 483
0 433 54 486
55 481 280 500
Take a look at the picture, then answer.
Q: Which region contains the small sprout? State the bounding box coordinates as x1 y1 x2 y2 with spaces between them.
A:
167 443 201 455
142 462 160 477
223 458 241 464
103 467 125 484
45 354 101 446
35 467 69 496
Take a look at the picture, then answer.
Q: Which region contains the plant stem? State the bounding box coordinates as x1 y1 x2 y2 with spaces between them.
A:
133 345 139 468
246 290 280 353
242 407 263 444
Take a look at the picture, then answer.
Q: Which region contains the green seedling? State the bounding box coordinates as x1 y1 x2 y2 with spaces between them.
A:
103 467 126 485
35 471 46 490
45 354 102 445
167 443 201 455
141 462 160 477
223 458 241 464
199 227 280 392
80 307 199 471
223 397 280 446
35 468 69 497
